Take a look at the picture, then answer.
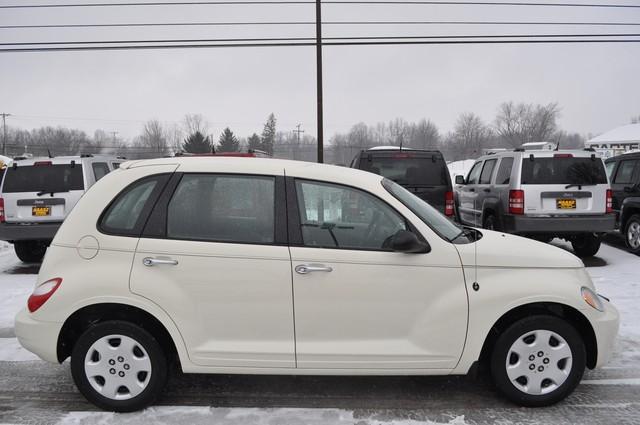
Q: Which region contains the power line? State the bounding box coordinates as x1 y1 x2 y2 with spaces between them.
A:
3 21 640 30
1 38 640 53
3 33 639 47
2 1 640 9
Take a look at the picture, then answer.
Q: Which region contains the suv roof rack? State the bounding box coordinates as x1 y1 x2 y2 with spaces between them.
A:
80 154 93 158
513 148 524 152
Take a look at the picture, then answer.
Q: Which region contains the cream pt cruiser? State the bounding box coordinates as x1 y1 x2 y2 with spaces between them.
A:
15 157 619 411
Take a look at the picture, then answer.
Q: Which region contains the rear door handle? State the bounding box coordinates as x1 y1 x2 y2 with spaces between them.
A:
295 264 333 274
143 257 179 267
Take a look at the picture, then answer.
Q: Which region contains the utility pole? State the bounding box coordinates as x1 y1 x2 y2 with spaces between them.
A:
293 124 304 144
110 131 118 145
1 113 10 156
315 0 324 163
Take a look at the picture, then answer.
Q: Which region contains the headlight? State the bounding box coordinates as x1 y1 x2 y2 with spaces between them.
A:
581 287 604 312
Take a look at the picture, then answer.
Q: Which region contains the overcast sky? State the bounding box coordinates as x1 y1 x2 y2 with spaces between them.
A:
1 0 639 142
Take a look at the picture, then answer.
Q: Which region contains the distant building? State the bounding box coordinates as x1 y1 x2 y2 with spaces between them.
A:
586 123 640 159
520 142 556 151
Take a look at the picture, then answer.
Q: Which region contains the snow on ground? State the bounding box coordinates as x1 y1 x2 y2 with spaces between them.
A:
447 159 475 181
57 408 468 425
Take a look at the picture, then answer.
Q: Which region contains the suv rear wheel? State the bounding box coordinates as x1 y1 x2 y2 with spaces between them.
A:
14 240 48 263
483 214 498 231
490 315 585 407
624 214 640 254
71 320 168 412
570 233 601 258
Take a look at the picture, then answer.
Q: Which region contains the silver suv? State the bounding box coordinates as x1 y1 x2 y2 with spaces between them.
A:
454 149 615 257
0 155 123 262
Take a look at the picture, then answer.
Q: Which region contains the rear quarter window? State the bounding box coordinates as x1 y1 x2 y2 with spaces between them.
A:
613 160 638 184
495 157 514 185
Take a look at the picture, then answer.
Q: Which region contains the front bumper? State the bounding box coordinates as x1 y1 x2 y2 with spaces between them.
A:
14 308 62 363
502 214 616 234
587 298 620 368
0 221 61 242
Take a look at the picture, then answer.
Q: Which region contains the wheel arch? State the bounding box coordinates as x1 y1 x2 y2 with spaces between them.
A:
477 302 598 370
620 199 640 229
57 303 182 370
481 198 502 227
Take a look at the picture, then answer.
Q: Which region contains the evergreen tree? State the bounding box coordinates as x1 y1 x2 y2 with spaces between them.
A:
247 133 262 151
182 131 213 153
261 113 277 155
218 127 239 152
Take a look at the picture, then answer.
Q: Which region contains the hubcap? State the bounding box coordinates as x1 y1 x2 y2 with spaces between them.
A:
84 334 152 400
505 330 573 395
628 221 640 249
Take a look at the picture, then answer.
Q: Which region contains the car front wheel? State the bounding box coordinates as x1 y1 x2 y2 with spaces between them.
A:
490 315 586 407
71 320 168 412
624 214 640 254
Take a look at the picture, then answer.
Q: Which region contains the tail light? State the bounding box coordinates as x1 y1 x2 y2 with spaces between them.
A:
606 189 613 213
445 191 454 217
27 278 62 313
0 198 4 223
509 190 525 215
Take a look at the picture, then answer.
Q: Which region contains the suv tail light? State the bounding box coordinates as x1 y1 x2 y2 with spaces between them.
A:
606 189 613 213
0 198 4 223
509 190 525 215
27 278 62 313
445 191 454 217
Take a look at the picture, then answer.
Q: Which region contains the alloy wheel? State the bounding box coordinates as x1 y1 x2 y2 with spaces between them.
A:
628 221 640 250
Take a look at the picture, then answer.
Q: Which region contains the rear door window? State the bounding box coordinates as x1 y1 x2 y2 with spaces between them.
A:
92 162 110 181
2 163 84 193
479 159 497 184
613 160 638 184
358 155 448 186
495 157 514 185
521 157 607 185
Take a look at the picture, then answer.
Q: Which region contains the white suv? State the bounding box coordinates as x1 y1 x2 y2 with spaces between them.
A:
15 157 618 411
0 155 123 262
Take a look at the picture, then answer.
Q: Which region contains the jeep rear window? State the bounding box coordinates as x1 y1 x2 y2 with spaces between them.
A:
359 156 448 186
521 157 607 185
2 164 84 193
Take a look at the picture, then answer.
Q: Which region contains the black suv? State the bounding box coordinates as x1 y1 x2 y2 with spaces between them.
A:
605 152 640 254
350 147 455 217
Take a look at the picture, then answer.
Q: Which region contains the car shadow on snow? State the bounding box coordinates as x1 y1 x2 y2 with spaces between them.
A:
4 262 41 275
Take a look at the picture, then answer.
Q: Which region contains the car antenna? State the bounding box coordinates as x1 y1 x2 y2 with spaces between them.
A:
47 148 53 158
555 140 560 151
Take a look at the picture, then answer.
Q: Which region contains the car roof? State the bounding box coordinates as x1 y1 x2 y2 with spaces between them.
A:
476 149 602 161
604 151 640 162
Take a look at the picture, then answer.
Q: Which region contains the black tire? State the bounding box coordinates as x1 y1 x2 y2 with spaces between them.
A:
490 315 586 407
570 233 601 258
13 240 47 263
71 320 168 412
483 214 498 231
623 214 640 255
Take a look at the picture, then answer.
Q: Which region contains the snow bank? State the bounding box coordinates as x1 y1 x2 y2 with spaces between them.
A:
447 160 475 181
57 408 468 425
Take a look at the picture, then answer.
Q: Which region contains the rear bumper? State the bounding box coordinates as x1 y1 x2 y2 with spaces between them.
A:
502 214 616 234
14 308 62 363
0 221 61 242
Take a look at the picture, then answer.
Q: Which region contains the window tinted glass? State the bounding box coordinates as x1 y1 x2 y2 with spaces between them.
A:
479 159 497 184
466 162 482 185
167 174 275 244
358 155 448 186
613 160 638 184
2 164 84 193
521 157 607 185
605 161 616 180
92 162 110 181
495 157 514 185
296 180 406 250
112 162 121 169
101 178 158 233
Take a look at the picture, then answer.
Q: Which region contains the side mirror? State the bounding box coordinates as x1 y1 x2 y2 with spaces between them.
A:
455 175 465 185
391 230 431 254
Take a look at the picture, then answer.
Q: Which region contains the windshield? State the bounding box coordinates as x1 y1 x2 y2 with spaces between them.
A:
521 157 607 185
2 164 85 193
382 178 461 241
360 156 448 186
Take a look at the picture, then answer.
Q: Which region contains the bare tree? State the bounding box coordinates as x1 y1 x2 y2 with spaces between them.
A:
407 119 440 149
135 120 169 158
445 113 493 160
494 102 561 148
183 113 209 136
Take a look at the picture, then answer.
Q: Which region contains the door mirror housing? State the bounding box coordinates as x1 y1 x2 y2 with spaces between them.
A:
391 230 431 254
455 175 466 185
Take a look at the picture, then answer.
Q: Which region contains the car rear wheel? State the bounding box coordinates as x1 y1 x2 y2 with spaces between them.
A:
624 214 640 254
13 240 47 263
490 315 586 407
71 320 168 412
570 233 601 258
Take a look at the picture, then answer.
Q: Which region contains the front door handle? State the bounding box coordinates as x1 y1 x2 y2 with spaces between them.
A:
483 188 491 193
143 257 179 267
295 264 333 274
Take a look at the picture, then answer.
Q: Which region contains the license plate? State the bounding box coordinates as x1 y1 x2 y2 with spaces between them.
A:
32 206 51 216
556 199 576 209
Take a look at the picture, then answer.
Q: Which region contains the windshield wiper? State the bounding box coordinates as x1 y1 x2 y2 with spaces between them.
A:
36 189 69 197
564 183 596 190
